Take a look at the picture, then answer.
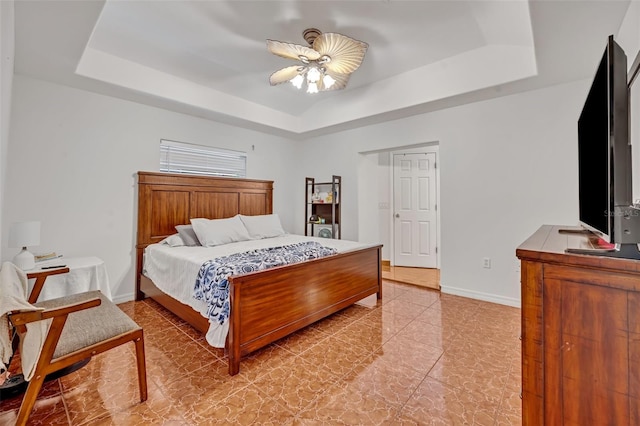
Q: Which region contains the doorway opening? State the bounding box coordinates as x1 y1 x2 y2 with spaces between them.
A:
357 143 440 290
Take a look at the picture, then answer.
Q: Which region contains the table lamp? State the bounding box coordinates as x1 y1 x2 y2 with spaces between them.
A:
9 221 41 270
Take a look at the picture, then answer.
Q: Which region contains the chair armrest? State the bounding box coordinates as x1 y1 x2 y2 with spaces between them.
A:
9 297 101 326
25 267 70 304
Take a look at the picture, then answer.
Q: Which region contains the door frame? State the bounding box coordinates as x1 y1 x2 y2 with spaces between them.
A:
390 144 440 268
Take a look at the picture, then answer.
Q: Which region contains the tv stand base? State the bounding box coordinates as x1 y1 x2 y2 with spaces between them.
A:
518 225 640 425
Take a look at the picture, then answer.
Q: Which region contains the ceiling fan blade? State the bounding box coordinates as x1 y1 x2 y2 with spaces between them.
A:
269 65 303 86
313 33 368 75
266 40 321 61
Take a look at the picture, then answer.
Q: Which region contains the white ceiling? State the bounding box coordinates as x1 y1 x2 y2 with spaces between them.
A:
12 0 632 139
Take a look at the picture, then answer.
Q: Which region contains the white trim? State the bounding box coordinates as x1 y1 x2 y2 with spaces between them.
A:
112 292 136 304
440 285 520 308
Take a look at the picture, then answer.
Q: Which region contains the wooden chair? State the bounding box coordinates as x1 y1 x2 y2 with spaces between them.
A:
6 271 147 425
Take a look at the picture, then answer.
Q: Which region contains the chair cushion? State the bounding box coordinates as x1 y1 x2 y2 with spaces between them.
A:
34 291 141 359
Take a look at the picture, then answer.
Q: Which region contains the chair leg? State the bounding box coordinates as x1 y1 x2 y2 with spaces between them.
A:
134 333 148 402
15 373 46 426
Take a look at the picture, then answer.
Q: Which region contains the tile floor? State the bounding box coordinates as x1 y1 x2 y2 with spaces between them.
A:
0 280 522 425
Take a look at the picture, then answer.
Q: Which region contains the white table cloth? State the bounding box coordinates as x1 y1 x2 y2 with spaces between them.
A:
28 256 112 302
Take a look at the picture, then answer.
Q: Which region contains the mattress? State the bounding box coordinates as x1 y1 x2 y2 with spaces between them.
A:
143 234 371 347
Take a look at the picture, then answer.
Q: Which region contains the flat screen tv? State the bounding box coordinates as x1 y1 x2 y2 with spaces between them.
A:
573 35 640 258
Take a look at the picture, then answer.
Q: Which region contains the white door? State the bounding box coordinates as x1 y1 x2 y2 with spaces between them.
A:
393 152 438 268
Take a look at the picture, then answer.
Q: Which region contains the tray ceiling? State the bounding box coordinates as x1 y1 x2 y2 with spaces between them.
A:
13 0 631 138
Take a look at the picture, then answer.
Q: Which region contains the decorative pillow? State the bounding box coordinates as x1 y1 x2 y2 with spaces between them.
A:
239 214 286 239
190 216 251 247
175 224 201 247
159 234 185 247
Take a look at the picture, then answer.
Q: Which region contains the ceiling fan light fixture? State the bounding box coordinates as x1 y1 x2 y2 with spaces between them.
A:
307 82 319 94
323 74 336 89
306 66 321 83
291 74 304 89
267 28 367 93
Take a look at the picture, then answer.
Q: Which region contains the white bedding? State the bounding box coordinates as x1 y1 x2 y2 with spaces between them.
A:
143 234 373 347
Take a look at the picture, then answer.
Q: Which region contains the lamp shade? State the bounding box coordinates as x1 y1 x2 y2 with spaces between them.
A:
9 221 41 248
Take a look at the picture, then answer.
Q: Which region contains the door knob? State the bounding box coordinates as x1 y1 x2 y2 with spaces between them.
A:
395 213 400 218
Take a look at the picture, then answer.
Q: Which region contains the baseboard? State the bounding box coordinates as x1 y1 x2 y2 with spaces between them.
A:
440 285 520 308
382 260 390 267
112 292 136 305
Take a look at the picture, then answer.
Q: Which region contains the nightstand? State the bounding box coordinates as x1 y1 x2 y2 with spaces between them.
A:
26 256 112 302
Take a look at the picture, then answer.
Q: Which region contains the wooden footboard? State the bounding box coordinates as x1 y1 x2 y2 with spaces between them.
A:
227 245 382 375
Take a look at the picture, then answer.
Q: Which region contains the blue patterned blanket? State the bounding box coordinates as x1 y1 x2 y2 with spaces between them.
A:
193 241 338 325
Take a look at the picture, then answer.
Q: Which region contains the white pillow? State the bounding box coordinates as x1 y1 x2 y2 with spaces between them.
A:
239 214 286 239
159 234 185 247
191 216 251 247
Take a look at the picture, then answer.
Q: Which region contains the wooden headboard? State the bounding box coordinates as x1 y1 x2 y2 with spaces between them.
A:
135 171 274 299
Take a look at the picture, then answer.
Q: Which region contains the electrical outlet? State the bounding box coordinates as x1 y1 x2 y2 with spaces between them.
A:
483 257 491 269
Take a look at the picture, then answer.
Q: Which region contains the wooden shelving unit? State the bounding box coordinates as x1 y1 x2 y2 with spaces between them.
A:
305 175 341 239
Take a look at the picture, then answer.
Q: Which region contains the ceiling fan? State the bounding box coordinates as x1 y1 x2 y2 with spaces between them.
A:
267 28 368 94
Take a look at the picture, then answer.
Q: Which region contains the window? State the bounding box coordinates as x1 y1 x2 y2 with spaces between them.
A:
160 140 247 178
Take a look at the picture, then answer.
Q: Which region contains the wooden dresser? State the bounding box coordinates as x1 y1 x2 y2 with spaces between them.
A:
517 225 640 425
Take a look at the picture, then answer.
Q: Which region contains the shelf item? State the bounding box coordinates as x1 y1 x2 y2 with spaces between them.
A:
318 228 332 238
305 176 341 239
34 251 61 262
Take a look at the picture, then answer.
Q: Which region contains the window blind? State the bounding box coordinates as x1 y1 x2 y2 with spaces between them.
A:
160 140 247 178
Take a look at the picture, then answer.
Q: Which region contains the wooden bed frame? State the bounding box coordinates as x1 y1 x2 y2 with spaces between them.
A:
135 171 382 375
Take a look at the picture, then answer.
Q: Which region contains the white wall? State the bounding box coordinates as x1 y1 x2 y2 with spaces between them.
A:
0 1 15 262
356 152 380 247
377 152 391 260
4 75 298 302
619 2 640 203
295 80 587 306
617 1 640 64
